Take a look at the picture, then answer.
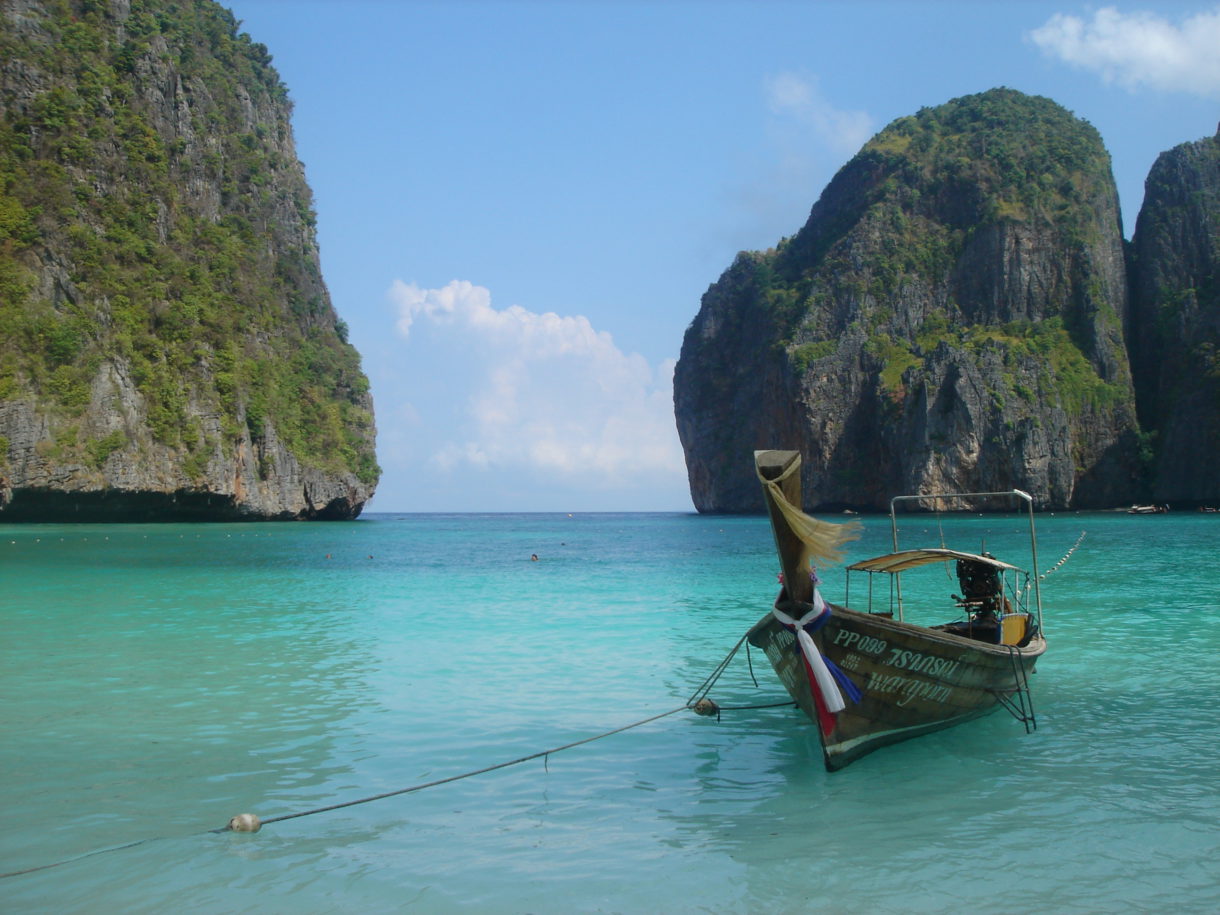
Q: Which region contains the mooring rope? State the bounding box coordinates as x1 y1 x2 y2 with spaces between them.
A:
0 835 181 880
936 513 954 581
685 631 749 707
234 704 690 830
2 631 770 881
684 632 796 719
0 704 691 880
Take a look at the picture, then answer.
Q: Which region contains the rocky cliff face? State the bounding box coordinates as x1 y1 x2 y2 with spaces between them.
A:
675 89 1141 512
1128 127 1220 504
0 0 377 520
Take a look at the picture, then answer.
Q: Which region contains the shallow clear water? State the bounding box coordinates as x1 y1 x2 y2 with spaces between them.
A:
2 511 1219 912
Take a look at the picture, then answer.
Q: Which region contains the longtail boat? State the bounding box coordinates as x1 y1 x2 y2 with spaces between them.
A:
747 450 1047 771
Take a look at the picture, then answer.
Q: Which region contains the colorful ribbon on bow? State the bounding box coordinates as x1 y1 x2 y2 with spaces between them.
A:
772 589 861 736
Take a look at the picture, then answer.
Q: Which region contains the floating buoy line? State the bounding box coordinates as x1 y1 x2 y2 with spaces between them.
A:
1 634 777 881
1040 530 1086 580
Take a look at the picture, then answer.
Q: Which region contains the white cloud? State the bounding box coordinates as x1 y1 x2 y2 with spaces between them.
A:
393 278 491 338
765 72 874 158
720 72 875 251
1029 6 1220 97
388 280 687 487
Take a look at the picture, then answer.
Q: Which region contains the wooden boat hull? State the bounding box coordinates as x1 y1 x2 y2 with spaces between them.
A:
747 602 1046 771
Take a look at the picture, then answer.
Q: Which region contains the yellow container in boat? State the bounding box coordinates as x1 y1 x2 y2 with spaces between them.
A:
1000 612 1028 645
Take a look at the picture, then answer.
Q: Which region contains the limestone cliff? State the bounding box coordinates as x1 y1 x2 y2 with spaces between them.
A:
0 0 377 520
675 89 1141 512
1128 126 1220 504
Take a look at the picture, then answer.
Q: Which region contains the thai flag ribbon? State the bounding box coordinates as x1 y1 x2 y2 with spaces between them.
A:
773 590 860 734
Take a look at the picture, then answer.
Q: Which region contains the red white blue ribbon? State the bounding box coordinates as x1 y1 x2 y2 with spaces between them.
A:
772 589 862 740
772 589 847 714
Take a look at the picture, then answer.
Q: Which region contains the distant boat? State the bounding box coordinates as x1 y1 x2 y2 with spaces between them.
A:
747 450 1047 771
1128 504 1168 514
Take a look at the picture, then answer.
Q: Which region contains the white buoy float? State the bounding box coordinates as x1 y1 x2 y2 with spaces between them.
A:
227 813 261 833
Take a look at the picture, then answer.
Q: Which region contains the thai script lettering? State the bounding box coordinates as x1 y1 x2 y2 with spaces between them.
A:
884 647 960 679
832 629 887 656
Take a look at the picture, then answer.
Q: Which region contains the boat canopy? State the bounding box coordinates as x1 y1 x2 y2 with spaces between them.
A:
846 548 1022 575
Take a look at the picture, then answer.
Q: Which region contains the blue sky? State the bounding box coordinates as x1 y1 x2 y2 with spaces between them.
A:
224 0 1220 513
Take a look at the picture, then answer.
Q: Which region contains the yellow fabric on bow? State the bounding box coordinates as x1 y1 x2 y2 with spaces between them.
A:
757 456 861 566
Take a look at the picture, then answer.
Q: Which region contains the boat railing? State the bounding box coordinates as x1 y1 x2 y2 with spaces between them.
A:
845 563 1035 642
887 489 1043 633
849 566 1029 624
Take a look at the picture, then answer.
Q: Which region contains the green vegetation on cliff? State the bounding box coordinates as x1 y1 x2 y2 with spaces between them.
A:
864 89 1111 230
0 0 378 489
759 89 1129 419
864 314 1128 416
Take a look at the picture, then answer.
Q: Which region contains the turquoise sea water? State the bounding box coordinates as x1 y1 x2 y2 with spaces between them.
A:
2 510 1219 913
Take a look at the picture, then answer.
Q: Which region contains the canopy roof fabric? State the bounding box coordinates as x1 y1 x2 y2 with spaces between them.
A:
846 548 1022 574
